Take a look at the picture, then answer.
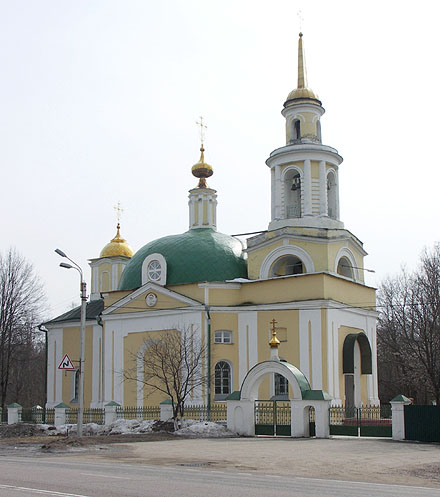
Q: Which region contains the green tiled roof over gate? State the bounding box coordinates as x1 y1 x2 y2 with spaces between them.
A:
118 228 247 290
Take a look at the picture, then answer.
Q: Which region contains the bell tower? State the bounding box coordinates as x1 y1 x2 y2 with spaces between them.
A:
247 33 367 283
268 33 343 231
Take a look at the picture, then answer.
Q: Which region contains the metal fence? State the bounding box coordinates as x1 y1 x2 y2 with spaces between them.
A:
116 406 161 421
184 403 227 422
65 408 105 425
329 405 392 437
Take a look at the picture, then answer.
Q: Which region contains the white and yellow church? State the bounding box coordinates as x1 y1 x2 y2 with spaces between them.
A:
45 34 379 410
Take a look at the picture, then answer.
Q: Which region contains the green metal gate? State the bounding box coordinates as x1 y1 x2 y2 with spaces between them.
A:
254 401 291 436
329 406 391 437
405 405 440 442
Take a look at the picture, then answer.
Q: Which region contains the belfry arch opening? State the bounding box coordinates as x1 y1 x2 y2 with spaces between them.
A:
291 119 301 141
270 255 304 277
327 171 337 219
285 169 302 219
337 256 354 279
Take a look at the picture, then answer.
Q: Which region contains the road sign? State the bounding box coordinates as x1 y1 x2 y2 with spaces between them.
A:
58 354 75 371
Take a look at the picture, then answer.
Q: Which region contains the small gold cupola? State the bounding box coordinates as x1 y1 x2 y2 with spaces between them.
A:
99 223 134 258
284 33 321 107
269 319 280 361
188 117 218 230
191 145 213 188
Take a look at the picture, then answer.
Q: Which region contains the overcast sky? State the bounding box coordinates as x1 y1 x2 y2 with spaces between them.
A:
1 0 439 318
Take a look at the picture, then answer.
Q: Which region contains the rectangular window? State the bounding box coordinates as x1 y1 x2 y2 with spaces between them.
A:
214 330 232 344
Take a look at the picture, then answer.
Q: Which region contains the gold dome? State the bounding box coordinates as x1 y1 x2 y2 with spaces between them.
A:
100 224 134 258
284 33 321 107
191 145 213 188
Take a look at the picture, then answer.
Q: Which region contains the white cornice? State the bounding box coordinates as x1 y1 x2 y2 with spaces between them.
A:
266 145 343 168
102 282 202 315
198 282 242 290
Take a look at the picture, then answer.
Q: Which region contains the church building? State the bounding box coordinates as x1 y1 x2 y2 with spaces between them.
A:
45 34 379 410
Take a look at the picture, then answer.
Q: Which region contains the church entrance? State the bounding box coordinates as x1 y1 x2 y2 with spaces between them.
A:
254 400 291 436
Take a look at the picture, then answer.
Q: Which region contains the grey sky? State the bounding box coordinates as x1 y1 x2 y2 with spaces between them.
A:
1 0 439 316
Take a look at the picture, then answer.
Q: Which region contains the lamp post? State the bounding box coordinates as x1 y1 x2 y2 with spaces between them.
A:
55 248 86 437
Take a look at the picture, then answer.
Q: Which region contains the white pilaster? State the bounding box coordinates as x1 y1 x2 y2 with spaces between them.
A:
303 159 312 216
319 161 327 215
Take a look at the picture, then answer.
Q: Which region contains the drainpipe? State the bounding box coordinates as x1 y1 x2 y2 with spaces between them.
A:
205 305 211 421
38 325 48 418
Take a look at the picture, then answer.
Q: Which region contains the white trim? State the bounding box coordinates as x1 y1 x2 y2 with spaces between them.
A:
142 253 167 286
102 282 201 315
198 282 241 290
259 245 315 279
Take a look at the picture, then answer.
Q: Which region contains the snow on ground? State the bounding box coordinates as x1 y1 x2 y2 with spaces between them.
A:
175 419 235 438
37 419 234 438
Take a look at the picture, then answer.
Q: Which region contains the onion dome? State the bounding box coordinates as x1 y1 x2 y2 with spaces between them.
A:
118 228 247 290
284 33 321 107
191 145 213 188
99 224 134 258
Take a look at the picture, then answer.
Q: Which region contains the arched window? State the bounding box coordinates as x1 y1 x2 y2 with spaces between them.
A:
274 373 288 396
284 169 302 219
271 255 304 277
327 171 337 219
337 256 354 279
214 361 231 400
292 119 301 141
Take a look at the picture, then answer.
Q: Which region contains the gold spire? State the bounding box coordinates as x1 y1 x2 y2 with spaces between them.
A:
269 319 280 348
285 33 320 106
99 223 134 258
297 32 306 89
192 117 213 188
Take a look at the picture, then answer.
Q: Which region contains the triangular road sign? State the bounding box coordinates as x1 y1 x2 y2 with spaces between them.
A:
58 354 76 371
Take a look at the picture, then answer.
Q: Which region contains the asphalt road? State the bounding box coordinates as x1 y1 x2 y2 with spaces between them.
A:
1 455 440 497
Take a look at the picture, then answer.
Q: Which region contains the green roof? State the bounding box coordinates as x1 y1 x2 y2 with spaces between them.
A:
119 228 247 290
45 299 104 325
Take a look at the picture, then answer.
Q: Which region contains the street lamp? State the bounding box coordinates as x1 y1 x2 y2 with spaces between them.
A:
55 248 86 437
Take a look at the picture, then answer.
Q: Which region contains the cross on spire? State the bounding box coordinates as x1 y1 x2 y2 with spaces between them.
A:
297 9 304 33
114 201 123 225
196 116 208 147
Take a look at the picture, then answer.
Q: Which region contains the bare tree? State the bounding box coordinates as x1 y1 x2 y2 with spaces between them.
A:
377 244 440 404
0 248 45 408
124 328 209 425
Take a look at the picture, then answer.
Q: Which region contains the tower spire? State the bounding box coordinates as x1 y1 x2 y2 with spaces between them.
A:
297 33 307 89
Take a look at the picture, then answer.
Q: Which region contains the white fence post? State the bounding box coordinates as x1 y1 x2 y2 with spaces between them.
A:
391 395 412 441
160 399 173 421
7 403 22 424
54 403 69 427
105 401 120 425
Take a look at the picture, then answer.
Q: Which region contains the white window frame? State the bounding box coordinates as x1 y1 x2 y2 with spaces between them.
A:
141 253 167 286
214 330 233 344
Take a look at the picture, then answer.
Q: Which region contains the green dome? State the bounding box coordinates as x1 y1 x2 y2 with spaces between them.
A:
118 228 247 290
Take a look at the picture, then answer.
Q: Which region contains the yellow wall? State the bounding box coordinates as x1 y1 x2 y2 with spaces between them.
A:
211 313 239 392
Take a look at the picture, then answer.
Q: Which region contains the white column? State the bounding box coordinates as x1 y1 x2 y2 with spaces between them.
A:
335 169 340 220
319 161 327 215
271 168 275 220
303 159 312 216
274 166 282 220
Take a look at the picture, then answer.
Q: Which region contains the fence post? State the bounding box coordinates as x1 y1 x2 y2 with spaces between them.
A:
391 395 412 441
160 399 173 421
54 403 69 427
104 401 120 425
32 405 43 424
7 403 22 424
